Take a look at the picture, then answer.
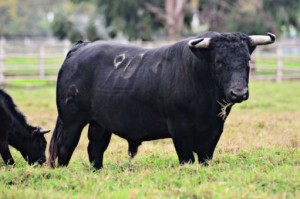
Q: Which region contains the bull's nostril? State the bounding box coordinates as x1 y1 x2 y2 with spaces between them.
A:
229 89 248 102
230 90 237 97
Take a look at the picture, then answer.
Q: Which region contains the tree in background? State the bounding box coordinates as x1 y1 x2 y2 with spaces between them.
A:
70 0 193 41
92 0 180 40
165 0 187 40
262 0 300 36
0 0 61 37
51 1 99 42
197 0 300 36
0 0 299 40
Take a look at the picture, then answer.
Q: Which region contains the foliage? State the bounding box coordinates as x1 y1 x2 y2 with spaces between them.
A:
262 0 300 34
86 20 102 41
71 0 193 41
0 0 61 37
198 0 300 35
93 0 166 41
0 82 299 198
51 14 74 40
1 0 299 39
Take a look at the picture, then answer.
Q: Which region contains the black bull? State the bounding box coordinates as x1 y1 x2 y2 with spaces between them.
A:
0 89 49 165
49 32 275 169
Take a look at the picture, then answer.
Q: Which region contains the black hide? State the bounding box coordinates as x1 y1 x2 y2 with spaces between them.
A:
0 89 47 165
49 32 273 169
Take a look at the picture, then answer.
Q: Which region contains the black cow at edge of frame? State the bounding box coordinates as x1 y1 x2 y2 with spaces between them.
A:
0 89 50 165
49 31 275 169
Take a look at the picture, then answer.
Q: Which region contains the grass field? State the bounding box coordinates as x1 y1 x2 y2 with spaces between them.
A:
4 57 63 76
0 82 299 198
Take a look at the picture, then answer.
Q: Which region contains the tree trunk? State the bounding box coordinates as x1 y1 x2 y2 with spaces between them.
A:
165 0 186 40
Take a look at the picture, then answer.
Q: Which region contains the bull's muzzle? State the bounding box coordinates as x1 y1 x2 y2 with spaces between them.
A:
229 88 249 103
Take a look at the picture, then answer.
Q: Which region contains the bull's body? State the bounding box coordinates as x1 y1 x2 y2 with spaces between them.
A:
0 89 49 165
50 32 275 169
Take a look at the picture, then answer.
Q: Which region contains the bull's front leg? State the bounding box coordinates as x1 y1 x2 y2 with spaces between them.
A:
87 122 112 170
196 123 224 164
168 120 195 164
0 140 15 165
172 136 195 164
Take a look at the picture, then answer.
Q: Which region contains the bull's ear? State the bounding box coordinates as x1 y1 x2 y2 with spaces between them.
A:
249 32 276 46
188 38 211 48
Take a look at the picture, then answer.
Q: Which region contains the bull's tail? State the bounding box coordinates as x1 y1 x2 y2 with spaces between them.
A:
49 116 63 168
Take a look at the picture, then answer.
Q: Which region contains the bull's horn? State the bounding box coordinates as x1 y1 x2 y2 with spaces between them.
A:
249 32 276 46
188 38 211 48
39 129 51 134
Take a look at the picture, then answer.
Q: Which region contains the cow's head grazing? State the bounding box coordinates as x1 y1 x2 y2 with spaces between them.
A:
20 126 50 165
189 32 275 104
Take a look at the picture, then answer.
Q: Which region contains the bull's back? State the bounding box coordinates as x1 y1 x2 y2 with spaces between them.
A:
57 41 169 137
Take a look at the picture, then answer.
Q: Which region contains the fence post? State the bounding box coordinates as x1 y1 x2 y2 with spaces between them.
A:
0 37 5 84
250 49 257 76
276 44 283 82
39 45 45 79
63 40 70 57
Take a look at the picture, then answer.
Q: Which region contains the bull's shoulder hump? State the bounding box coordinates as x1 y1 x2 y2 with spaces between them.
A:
66 40 90 58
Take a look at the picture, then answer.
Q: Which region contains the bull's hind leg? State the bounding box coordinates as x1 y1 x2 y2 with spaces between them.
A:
57 121 86 167
0 140 14 165
87 122 112 169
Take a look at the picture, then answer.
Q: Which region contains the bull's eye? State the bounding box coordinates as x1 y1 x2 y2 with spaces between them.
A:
215 60 224 70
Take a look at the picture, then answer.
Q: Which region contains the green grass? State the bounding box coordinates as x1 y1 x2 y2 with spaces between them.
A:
4 57 63 76
0 82 299 198
5 57 61 65
7 79 56 87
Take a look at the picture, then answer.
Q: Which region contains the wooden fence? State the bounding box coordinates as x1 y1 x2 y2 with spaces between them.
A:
250 39 300 82
0 38 299 84
0 38 71 83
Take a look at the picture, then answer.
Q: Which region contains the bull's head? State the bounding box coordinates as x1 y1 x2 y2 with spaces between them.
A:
188 32 275 103
21 126 50 165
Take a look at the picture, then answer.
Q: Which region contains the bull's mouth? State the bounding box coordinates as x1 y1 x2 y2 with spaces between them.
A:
37 156 46 165
228 97 244 104
27 155 46 165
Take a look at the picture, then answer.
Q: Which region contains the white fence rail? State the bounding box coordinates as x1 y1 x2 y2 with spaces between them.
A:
0 38 299 84
0 38 71 83
250 39 300 82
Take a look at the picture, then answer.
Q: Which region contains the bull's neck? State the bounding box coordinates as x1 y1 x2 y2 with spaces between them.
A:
9 122 32 148
182 44 227 102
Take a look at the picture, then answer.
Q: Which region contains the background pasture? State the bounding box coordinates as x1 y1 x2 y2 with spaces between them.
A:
0 81 299 198
1 39 300 82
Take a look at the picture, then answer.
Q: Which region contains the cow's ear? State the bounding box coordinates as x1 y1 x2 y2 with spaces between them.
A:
248 45 256 55
188 38 211 48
